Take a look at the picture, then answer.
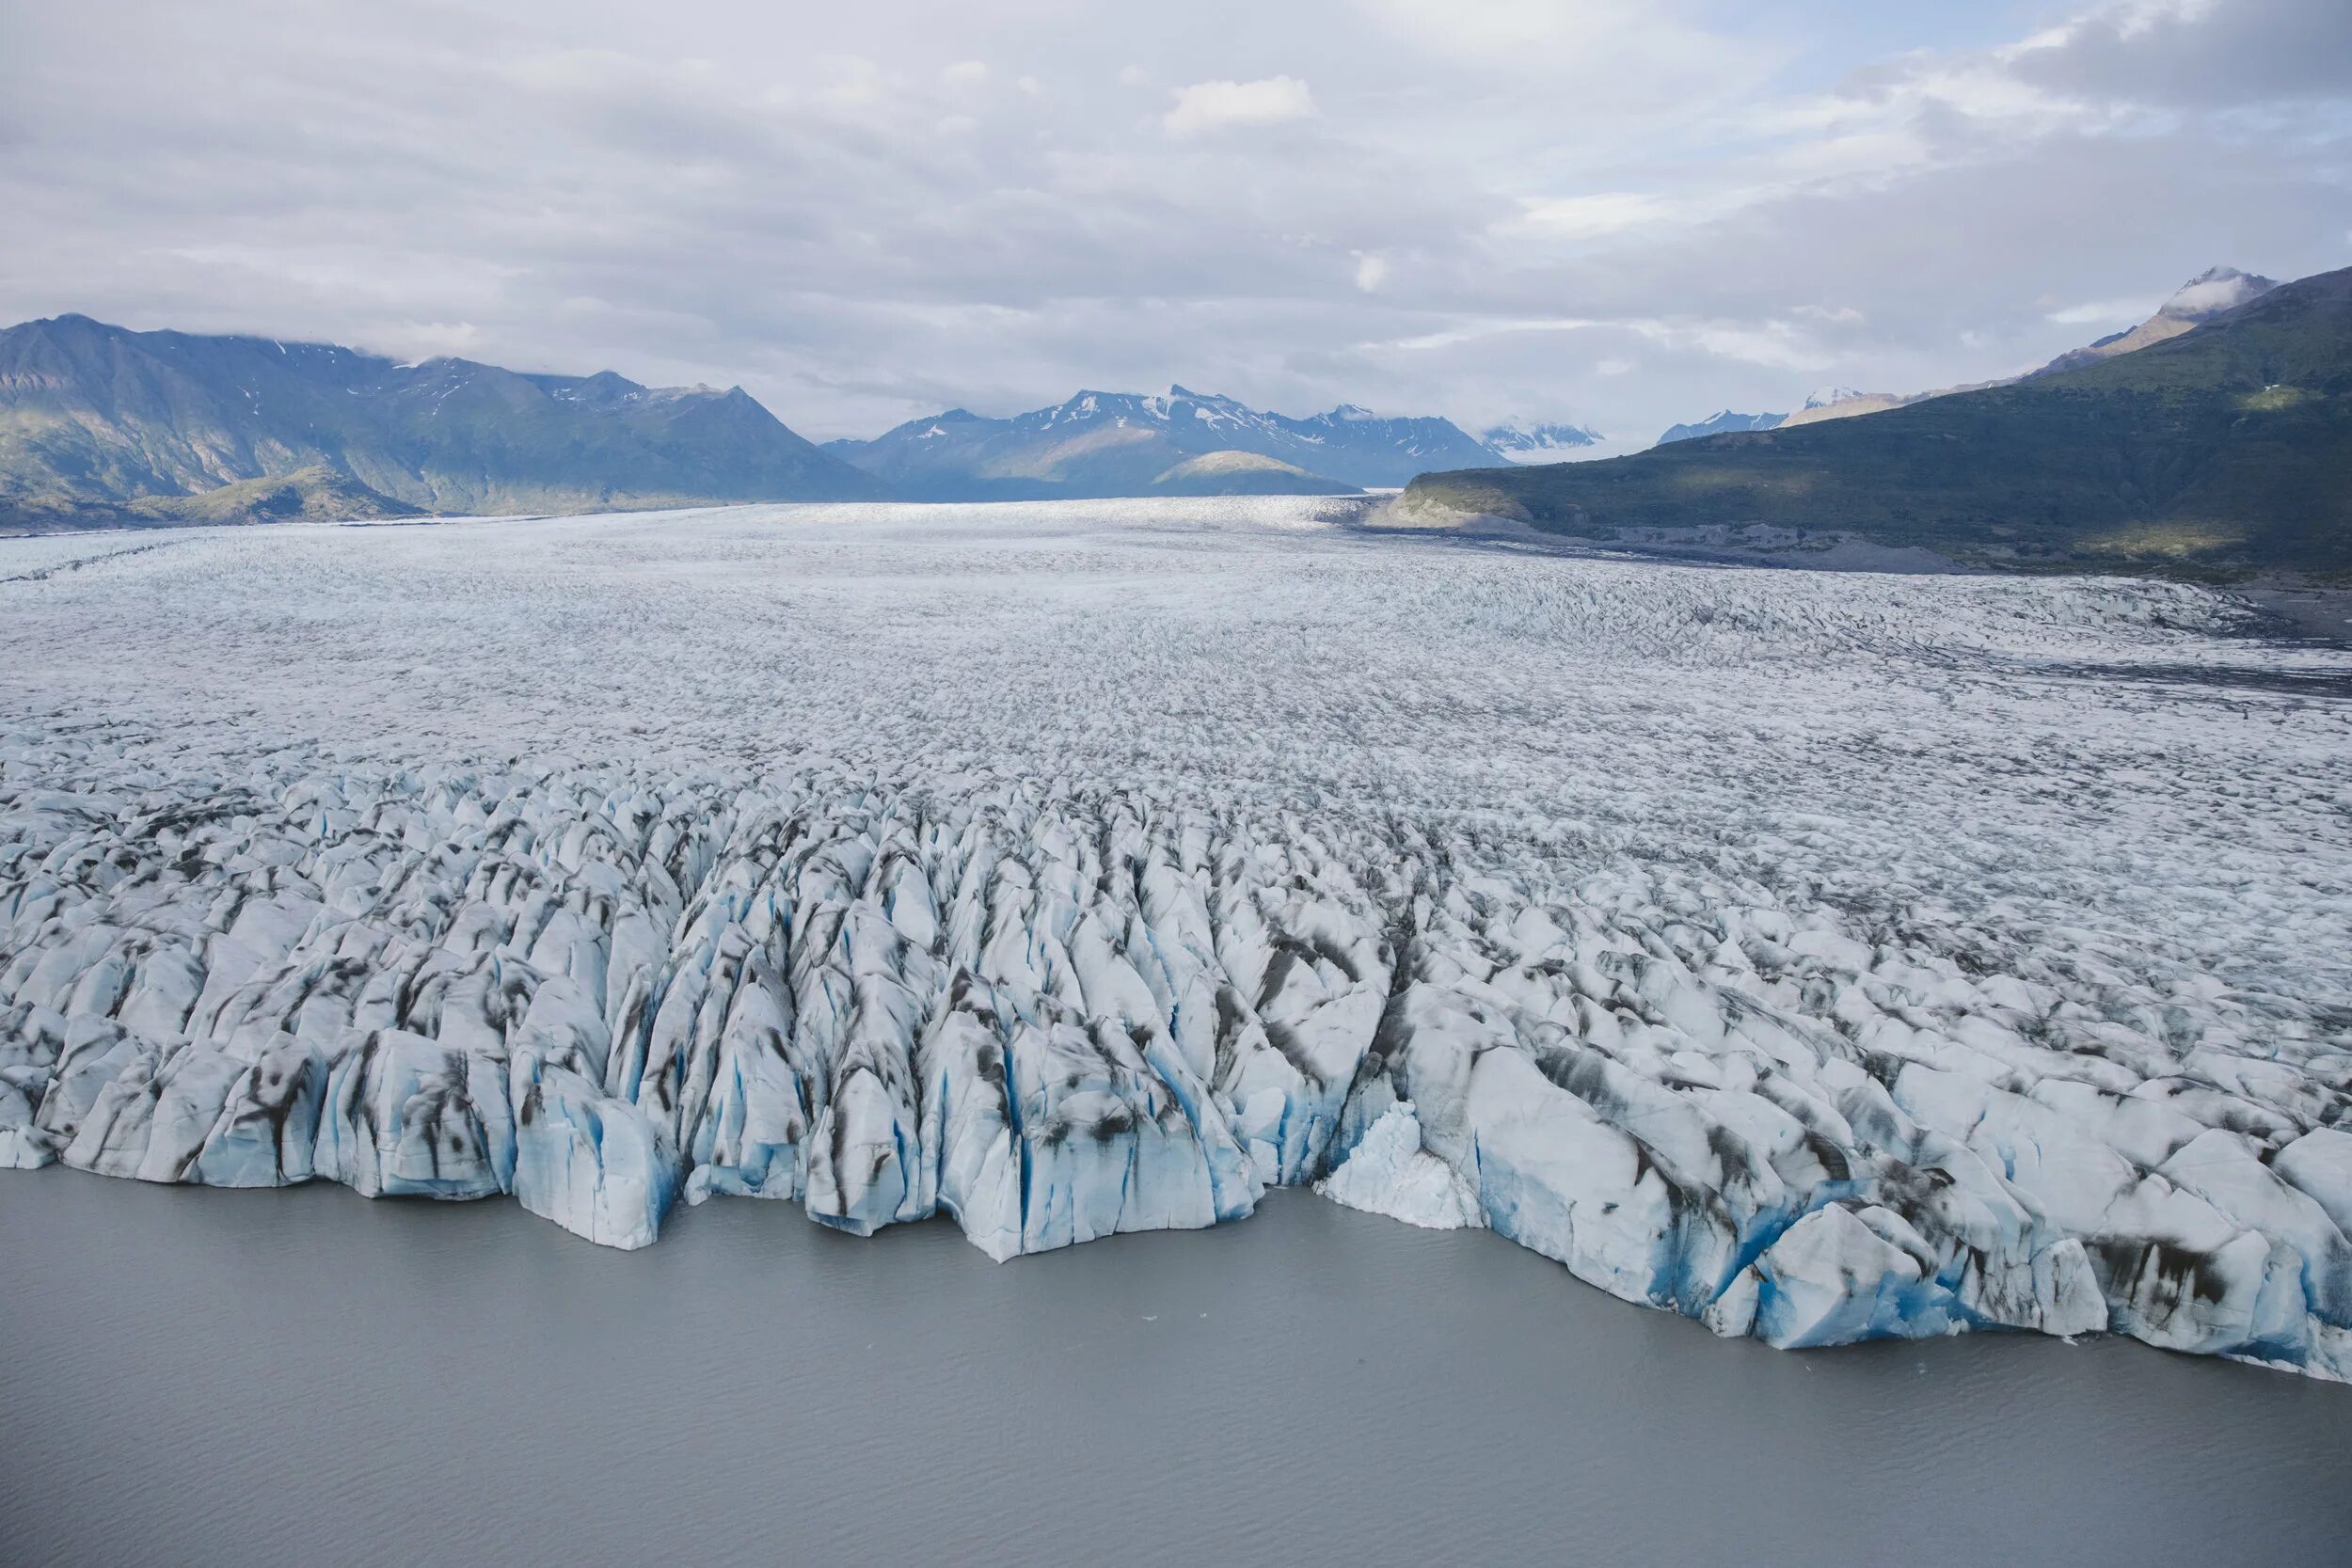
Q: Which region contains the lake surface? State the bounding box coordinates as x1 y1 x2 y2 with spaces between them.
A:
4 1173 2347 1568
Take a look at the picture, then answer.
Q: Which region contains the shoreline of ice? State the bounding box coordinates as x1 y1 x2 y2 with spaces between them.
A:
5 499 2350 1378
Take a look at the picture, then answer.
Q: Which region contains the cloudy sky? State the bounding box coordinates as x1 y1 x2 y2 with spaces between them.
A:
4 0 2347 444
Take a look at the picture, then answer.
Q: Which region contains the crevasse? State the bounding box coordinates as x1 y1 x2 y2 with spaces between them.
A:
5 752 2349 1380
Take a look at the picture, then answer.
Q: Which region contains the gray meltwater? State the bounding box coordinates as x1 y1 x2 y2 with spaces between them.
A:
4 1170 2347 1568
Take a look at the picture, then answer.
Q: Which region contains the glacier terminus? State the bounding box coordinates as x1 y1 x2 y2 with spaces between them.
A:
5 497 2351 1380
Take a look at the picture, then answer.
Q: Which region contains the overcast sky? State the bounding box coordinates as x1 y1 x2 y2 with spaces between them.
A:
4 0 2347 443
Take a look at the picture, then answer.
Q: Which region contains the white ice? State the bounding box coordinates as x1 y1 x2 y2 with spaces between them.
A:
4 497 2350 1377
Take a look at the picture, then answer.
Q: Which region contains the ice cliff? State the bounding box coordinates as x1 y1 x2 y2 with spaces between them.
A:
6 750 2349 1378
4 499 2351 1379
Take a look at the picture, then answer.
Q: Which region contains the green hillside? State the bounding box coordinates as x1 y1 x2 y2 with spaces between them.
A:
1391 265 2352 577
0 466 426 532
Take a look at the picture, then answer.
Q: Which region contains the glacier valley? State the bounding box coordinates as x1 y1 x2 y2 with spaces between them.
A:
4 497 2350 1378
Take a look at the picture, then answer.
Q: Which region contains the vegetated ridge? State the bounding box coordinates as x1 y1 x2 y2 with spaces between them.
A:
1387 265 2352 577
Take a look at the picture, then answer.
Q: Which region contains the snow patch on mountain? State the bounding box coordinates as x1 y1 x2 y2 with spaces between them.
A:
1657 410 1788 446
1478 420 1607 465
832 390 1499 493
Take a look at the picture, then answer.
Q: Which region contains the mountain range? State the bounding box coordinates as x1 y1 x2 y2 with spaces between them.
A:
819 389 1583 499
0 314 1599 526
0 314 887 529
8 263 2333 569
1389 263 2352 576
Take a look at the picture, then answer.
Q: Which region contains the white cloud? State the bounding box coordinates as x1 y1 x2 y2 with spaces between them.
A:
1512 192 1678 241
1595 356 1634 376
1383 313 1830 372
940 60 989 87
1360 0 1767 91
389 321 483 359
1353 253 1390 292
1629 318 1830 372
816 55 884 109
1163 76 1316 137
1380 317 1606 352
2166 275 2250 313
2046 296 2155 324
1365 0 1585 54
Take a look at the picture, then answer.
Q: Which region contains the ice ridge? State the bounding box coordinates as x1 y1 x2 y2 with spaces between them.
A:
6 745 2349 1378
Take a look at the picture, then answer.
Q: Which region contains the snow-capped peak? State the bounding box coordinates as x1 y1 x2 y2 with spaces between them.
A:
1479 420 1605 464
2158 266 2279 323
1801 386 1864 411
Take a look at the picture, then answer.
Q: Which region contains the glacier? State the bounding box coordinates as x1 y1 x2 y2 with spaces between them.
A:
4 496 2351 1379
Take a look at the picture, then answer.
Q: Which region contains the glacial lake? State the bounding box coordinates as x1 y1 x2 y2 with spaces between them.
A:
4 1173 2347 1567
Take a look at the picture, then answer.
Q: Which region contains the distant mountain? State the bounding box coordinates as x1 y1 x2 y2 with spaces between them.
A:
1658 410 1786 446
0 314 886 529
824 387 1499 499
1761 269 2285 435
1151 450 1359 496
1385 263 2352 576
2034 266 2280 376
1477 420 1605 465
1777 383 1954 428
